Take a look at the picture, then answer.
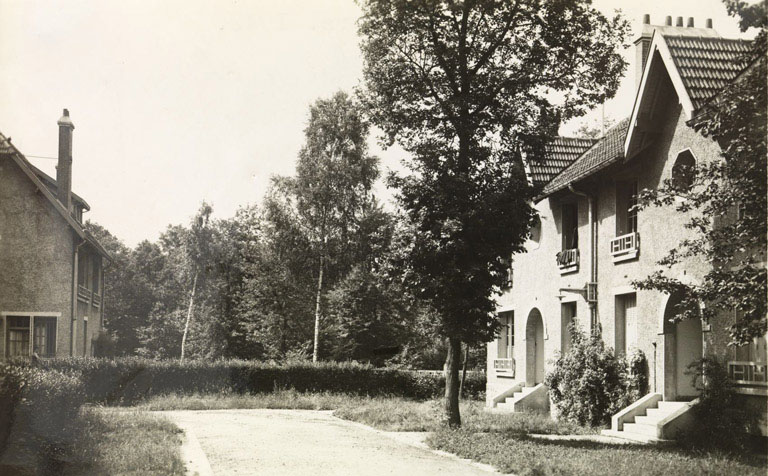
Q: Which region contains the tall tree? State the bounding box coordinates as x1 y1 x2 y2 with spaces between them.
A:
277 91 379 362
635 2 767 344
358 0 628 426
180 203 214 361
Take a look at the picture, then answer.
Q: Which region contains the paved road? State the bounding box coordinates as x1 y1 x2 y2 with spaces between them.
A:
160 409 498 476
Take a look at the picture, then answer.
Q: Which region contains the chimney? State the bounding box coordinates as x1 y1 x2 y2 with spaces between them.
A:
687 17 694 27
665 16 672 26
706 18 713 28
56 109 74 212
634 14 653 90
676 16 684 27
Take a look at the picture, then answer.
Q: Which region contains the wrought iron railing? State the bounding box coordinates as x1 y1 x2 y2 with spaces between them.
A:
728 361 768 386
556 248 579 270
493 358 515 374
610 232 639 258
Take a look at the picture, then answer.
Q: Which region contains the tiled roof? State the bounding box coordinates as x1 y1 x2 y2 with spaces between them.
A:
664 35 752 110
540 118 630 198
527 137 597 186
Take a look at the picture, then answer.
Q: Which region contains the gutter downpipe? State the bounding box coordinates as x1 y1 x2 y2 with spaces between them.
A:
568 183 598 334
72 238 87 356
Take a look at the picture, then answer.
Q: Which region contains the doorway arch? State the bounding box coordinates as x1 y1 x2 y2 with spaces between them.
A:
663 292 703 400
526 308 545 386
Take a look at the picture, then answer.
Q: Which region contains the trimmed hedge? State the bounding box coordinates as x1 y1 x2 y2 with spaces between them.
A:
10 358 485 405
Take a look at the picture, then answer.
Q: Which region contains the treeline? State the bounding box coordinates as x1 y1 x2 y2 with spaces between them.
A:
89 92 480 368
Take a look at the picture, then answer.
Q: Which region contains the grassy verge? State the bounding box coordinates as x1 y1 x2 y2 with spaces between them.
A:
136 390 370 411
0 408 184 476
428 429 767 476
68 408 185 476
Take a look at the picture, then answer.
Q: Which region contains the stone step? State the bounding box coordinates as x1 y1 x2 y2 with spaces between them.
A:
634 415 664 426
657 401 688 412
645 408 670 419
623 422 659 438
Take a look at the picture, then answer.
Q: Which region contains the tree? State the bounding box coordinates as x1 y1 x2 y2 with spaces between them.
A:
634 2 767 344
277 91 380 362
180 203 214 361
358 0 628 426
573 116 617 139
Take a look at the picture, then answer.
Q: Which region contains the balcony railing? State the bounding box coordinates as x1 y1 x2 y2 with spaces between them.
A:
728 361 768 387
494 358 515 375
92 293 102 308
556 248 579 273
610 232 640 262
77 284 91 302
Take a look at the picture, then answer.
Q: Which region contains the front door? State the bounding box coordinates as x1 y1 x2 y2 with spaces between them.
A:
526 309 545 386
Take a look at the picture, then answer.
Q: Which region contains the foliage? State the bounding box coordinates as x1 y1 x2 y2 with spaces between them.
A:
633 2 767 344
358 0 629 426
7 358 486 405
545 324 643 427
573 116 617 139
682 356 762 451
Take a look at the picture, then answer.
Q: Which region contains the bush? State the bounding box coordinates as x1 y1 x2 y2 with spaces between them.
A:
545 324 643 427
7 358 485 405
681 356 762 451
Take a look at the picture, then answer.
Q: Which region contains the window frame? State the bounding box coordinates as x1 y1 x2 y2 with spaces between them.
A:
2 312 60 358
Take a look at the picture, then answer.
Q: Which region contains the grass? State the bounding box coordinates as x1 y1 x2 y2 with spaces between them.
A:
67 408 185 476
0 408 185 476
136 389 370 411
428 429 768 476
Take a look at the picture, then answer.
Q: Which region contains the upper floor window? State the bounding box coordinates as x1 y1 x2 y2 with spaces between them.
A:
616 180 638 236
561 203 578 250
671 150 696 192
91 257 101 294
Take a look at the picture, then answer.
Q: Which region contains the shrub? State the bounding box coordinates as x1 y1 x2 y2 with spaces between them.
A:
8 358 485 405
681 356 762 451
545 325 637 427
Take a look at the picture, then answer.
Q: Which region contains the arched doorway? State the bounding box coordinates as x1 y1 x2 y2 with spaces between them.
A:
663 292 703 400
526 308 545 386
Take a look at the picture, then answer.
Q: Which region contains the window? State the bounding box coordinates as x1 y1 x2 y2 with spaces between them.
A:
77 253 88 288
561 203 578 250
91 258 101 294
614 294 637 357
4 314 58 358
561 302 577 354
501 255 513 289
33 317 57 357
616 180 638 236
671 150 696 192
6 316 30 357
497 312 514 359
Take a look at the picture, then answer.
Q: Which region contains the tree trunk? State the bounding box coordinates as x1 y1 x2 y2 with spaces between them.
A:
312 252 324 363
444 337 462 428
180 271 198 362
459 344 469 397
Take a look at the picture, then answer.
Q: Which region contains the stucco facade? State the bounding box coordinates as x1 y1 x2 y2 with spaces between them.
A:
0 111 108 358
487 20 766 422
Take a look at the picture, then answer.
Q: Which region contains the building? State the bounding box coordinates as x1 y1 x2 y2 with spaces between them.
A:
486 16 766 440
0 110 110 358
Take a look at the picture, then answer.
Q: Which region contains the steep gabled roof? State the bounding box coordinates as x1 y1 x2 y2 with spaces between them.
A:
539 118 630 199
0 132 110 260
526 137 597 187
665 36 752 111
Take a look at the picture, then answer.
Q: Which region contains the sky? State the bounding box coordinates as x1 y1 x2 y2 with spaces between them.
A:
0 0 755 246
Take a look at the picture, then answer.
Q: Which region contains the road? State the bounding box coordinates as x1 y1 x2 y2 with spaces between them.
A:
160 409 499 476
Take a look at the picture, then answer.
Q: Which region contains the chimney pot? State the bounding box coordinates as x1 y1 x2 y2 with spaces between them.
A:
687 17 694 27
643 14 650 25
665 16 672 26
706 18 713 28
676 16 683 27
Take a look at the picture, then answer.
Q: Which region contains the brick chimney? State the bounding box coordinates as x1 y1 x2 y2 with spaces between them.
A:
56 109 74 211
634 14 653 90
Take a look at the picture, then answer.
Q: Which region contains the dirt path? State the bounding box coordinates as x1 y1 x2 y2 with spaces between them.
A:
159 409 499 476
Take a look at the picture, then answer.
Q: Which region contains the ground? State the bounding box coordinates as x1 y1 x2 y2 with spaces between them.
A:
159 409 497 476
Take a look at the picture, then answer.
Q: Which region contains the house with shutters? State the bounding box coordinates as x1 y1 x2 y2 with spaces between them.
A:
0 110 110 358
486 15 766 441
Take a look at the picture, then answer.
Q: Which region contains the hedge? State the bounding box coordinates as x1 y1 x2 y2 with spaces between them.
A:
8 358 485 405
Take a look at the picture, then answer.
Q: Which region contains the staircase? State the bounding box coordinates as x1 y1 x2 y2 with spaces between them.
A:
602 396 695 444
494 383 549 413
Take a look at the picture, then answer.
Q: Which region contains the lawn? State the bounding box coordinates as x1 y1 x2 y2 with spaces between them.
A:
0 408 185 476
429 429 768 476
